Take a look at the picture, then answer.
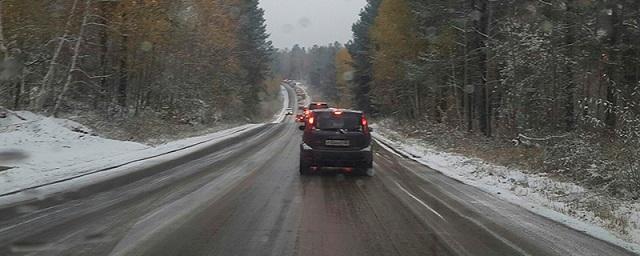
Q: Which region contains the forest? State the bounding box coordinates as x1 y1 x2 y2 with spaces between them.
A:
272 0 640 197
0 0 274 138
272 42 354 108
345 0 640 197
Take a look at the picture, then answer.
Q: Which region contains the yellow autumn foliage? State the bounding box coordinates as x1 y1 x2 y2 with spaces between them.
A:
369 0 426 109
335 47 354 108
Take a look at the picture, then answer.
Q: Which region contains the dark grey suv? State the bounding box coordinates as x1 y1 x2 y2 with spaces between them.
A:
299 109 374 176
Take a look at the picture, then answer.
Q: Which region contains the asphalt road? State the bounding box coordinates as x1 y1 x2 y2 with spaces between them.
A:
0 86 635 256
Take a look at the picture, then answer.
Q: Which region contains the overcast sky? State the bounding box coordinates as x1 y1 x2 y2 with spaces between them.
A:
259 0 367 49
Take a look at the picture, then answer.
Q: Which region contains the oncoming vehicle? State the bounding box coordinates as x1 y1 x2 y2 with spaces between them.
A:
299 109 374 176
285 108 293 115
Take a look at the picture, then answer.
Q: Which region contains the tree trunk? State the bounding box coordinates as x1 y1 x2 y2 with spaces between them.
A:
33 0 80 111
0 0 8 59
13 79 21 108
564 0 577 131
462 19 473 132
98 1 114 115
52 0 92 117
451 57 463 127
117 12 129 111
474 0 492 137
605 3 622 128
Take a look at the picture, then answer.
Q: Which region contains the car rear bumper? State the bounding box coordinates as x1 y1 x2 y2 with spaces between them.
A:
300 143 373 168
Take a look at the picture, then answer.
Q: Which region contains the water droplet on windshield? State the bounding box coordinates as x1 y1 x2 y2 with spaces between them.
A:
298 17 311 28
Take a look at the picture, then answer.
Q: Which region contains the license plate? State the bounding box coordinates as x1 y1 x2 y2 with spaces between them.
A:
325 139 350 146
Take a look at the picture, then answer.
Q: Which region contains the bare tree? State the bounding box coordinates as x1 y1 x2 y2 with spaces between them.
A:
0 0 7 60
52 0 92 117
33 0 80 111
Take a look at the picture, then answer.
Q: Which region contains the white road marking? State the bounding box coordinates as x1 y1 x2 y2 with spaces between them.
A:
394 181 446 221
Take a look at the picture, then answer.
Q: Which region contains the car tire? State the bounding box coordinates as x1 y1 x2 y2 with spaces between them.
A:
299 158 311 175
356 167 375 177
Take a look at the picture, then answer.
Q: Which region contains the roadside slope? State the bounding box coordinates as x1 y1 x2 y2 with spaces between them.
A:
0 85 291 203
371 123 640 254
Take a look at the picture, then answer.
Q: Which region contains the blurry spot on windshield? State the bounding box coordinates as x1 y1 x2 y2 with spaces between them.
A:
140 41 153 52
282 24 294 33
298 17 311 28
0 149 27 163
342 71 354 81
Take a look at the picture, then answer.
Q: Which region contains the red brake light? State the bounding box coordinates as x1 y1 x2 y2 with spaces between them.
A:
361 117 368 127
308 116 314 125
334 111 343 115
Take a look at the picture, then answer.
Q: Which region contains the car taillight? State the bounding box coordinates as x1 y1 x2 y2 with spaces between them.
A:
308 116 314 125
361 116 368 127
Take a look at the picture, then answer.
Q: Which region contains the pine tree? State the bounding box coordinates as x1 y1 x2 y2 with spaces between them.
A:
346 0 381 114
236 0 274 117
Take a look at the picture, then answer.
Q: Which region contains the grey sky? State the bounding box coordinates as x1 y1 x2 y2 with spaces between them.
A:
259 0 367 49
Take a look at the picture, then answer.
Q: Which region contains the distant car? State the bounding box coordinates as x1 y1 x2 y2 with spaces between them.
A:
301 107 310 122
308 102 329 110
300 103 328 127
299 109 374 176
285 108 293 115
295 114 305 122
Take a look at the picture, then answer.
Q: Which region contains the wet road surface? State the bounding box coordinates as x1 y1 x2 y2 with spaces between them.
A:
0 86 635 256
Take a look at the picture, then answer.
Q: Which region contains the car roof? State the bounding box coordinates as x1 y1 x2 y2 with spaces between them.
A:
312 108 363 114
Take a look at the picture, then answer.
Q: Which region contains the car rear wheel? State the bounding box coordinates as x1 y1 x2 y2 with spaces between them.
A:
356 167 375 177
299 158 311 175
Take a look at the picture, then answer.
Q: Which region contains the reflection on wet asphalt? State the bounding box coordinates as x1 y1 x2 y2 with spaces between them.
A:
0 86 635 256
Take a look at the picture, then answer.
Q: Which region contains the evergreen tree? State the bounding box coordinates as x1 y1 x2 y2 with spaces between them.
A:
236 0 274 116
346 0 381 114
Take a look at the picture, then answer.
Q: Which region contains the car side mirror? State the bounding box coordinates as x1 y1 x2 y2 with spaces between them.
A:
298 125 305 131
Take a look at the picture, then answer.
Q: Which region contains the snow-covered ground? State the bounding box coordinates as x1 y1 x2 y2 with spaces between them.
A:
272 85 290 123
0 110 262 196
0 85 290 204
372 123 640 254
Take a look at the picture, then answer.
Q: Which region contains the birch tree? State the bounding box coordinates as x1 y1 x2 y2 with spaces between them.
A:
33 0 80 111
52 0 92 117
0 0 7 60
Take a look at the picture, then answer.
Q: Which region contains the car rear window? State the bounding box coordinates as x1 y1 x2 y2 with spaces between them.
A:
315 112 362 131
309 103 328 110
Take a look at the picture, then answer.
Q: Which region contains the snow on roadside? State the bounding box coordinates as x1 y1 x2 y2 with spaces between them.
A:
371 122 640 254
0 110 263 198
272 85 290 123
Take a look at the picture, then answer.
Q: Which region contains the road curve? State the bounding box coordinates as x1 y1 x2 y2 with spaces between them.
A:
0 86 635 256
